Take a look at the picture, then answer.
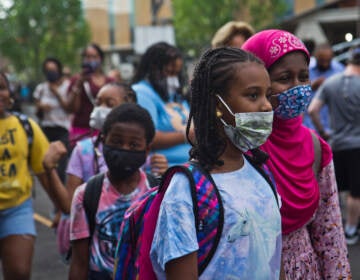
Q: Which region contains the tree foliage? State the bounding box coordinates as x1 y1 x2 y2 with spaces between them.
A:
172 0 286 56
0 0 90 81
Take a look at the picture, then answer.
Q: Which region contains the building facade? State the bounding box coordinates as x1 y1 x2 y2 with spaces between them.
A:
82 0 175 78
281 0 360 45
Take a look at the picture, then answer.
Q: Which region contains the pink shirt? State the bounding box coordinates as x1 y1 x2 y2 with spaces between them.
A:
70 171 150 276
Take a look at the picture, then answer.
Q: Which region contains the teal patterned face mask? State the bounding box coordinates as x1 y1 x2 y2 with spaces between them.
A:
217 95 273 152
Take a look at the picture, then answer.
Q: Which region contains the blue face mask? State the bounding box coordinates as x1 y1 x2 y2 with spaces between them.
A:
274 84 312 119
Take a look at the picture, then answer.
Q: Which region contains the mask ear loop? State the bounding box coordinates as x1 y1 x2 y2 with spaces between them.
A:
216 94 235 116
215 94 235 127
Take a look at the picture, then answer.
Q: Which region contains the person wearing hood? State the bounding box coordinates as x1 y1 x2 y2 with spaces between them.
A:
243 29 351 279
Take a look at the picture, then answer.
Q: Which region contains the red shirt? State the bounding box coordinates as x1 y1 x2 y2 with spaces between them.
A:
68 74 113 128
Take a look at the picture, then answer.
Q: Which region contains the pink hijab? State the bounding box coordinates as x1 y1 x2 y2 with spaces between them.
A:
243 30 332 234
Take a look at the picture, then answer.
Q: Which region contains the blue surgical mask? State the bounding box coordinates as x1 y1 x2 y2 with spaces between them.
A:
274 84 312 119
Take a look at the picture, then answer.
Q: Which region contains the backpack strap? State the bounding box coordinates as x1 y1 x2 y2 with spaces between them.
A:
158 163 224 276
13 112 33 162
187 162 224 275
244 154 279 207
83 173 105 237
311 131 322 176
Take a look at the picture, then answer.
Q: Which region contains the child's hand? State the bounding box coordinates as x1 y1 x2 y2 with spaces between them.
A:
150 153 168 176
43 141 67 170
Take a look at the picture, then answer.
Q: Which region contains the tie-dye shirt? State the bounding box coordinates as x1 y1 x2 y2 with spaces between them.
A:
66 136 107 182
150 158 282 280
70 171 150 277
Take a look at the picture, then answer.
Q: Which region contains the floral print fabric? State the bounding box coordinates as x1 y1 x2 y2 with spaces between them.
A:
282 162 351 279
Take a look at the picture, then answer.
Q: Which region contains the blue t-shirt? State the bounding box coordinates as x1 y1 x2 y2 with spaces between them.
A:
150 158 282 280
303 60 344 132
133 80 191 166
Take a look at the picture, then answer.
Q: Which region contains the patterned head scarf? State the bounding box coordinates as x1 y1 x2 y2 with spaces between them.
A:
242 29 310 69
242 30 333 235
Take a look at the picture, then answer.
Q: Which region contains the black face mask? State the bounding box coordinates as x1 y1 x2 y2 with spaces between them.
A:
102 144 147 180
45 70 61 82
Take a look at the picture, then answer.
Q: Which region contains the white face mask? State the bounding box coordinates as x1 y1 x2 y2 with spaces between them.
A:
167 76 180 97
89 106 112 130
217 95 273 152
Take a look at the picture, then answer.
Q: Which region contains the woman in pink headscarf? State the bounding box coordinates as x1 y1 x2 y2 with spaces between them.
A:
243 30 351 279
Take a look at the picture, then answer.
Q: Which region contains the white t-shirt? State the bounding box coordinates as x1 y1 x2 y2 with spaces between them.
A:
150 158 282 280
33 80 71 130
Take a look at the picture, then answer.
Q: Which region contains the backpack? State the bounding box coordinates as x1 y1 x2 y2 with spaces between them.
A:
83 172 159 235
114 156 278 280
65 171 159 261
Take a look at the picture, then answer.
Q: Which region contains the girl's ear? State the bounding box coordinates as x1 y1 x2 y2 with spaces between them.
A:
215 99 223 118
145 142 153 156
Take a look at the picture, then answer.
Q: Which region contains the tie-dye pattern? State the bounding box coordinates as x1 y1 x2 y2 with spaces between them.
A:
150 158 282 279
70 171 149 277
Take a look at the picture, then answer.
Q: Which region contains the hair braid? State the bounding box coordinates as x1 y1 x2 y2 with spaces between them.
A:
188 47 266 171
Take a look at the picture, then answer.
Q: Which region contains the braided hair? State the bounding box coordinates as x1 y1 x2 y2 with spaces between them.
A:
188 47 267 171
133 42 182 102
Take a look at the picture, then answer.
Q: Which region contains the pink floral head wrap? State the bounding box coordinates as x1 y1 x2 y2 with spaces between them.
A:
242 29 310 69
242 29 332 235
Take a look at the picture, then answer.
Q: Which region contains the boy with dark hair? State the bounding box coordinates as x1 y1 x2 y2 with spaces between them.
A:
68 103 156 279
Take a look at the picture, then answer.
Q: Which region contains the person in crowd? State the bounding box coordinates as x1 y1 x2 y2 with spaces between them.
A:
33 57 71 183
66 43 113 146
107 68 122 83
308 47 360 245
211 21 255 49
0 72 59 280
150 47 282 279
68 103 157 279
242 29 351 279
62 66 72 81
132 42 192 166
303 43 344 138
42 82 168 260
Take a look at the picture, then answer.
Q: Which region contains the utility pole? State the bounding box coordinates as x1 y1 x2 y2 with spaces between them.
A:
151 0 164 25
108 0 115 47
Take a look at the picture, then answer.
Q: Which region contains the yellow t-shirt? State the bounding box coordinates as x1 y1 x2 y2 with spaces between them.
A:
0 114 49 210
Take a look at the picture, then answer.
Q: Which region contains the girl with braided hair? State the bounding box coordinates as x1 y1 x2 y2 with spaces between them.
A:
150 47 282 279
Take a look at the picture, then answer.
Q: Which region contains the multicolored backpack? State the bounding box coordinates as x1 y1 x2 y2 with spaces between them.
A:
114 157 278 279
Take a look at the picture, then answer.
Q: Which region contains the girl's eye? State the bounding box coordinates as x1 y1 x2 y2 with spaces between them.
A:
278 76 289 81
299 74 309 82
106 100 115 108
248 92 258 100
129 142 139 149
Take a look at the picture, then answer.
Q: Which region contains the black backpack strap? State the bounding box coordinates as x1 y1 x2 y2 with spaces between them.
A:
145 172 160 188
83 173 105 237
13 112 34 162
244 154 279 207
